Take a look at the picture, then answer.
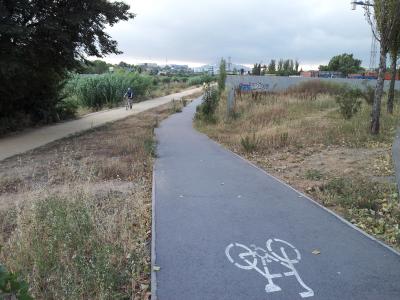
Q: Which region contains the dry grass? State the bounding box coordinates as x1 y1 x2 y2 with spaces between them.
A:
0 93 199 299
195 89 400 250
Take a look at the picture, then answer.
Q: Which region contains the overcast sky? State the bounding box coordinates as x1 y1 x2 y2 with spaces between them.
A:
104 0 373 69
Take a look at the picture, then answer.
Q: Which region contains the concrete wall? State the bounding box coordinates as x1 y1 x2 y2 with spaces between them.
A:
226 75 400 92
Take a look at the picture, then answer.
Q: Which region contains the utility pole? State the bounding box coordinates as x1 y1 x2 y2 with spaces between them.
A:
351 1 377 70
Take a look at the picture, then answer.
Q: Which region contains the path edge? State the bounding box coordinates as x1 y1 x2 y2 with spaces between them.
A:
392 127 400 197
204 135 400 257
151 164 158 300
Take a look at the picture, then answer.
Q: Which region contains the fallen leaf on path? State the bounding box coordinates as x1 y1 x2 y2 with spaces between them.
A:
312 249 321 255
153 266 161 271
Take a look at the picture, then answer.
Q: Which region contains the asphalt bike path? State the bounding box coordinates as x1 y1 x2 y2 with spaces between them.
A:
153 97 400 300
0 87 201 161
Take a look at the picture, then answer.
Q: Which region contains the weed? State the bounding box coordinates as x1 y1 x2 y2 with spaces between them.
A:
170 100 183 113
335 87 363 119
144 137 157 158
305 169 323 180
0 264 33 300
0 177 24 194
241 133 260 153
195 84 219 123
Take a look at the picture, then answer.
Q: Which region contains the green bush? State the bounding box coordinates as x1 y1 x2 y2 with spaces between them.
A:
195 85 219 122
0 264 33 300
56 97 78 120
360 82 375 106
161 77 171 84
187 74 215 86
240 133 260 153
305 169 323 180
335 87 362 119
66 73 153 110
144 137 157 157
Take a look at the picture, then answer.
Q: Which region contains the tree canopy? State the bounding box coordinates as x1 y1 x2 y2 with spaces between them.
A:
0 0 133 131
319 53 364 76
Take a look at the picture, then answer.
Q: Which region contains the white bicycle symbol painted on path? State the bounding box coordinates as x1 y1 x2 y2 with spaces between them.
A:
225 238 314 298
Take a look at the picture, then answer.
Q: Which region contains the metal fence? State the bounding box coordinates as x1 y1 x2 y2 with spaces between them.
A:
226 75 400 92
225 75 400 114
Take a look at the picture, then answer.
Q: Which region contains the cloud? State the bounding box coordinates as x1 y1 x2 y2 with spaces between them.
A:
104 0 374 69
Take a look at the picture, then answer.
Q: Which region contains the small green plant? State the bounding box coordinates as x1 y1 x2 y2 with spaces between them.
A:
325 177 348 195
218 58 227 95
181 98 188 107
144 137 157 157
195 84 219 122
360 82 375 106
240 133 260 152
279 132 289 146
0 264 33 300
335 87 362 119
305 169 323 180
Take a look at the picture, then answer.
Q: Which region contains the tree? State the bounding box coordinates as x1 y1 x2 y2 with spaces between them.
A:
277 59 284 73
283 60 291 74
364 1 400 133
318 53 363 76
0 0 133 128
80 60 110 74
295 60 300 73
218 58 227 93
252 63 261 76
387 27 400 114
268 60 276 74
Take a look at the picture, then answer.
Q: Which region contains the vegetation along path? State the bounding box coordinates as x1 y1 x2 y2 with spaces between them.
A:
0 87 201 161
153 97 400 300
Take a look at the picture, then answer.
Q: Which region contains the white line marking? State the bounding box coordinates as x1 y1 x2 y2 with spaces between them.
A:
225 238 314 298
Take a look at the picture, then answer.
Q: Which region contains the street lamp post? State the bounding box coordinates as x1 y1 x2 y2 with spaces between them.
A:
351 1 377 70
351 1 374 10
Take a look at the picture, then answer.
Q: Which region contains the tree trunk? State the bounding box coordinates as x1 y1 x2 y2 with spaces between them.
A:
371 47 387 135
388 51 397 114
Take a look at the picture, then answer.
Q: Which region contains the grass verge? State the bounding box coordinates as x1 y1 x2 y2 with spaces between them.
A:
0 94 198 299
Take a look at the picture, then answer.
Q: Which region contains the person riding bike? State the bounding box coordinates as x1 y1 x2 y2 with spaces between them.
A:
124 87 134 110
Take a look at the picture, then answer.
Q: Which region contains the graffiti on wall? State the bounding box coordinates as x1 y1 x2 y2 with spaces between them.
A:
239 82 271 92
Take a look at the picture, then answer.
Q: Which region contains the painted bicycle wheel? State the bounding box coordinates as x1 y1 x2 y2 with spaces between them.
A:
225 243 258 270
266 238 301 264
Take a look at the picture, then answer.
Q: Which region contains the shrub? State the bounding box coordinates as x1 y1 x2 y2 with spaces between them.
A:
195 85 219 122
0 265 33 300
71 73 153 110
335 87 362 119
170 100 183 113
305 169 323 180
187 75 215 86
144 137 157 157
240 133 260 152
360 82 375 105
56 97 78 120
161 77 171 84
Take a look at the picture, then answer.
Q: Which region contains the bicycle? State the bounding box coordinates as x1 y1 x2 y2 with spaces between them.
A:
125 96 133 110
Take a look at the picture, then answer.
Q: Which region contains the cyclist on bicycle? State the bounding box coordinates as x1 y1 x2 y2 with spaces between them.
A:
124 87 134 110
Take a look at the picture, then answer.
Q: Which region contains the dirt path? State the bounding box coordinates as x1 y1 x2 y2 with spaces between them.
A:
0 87 201 161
